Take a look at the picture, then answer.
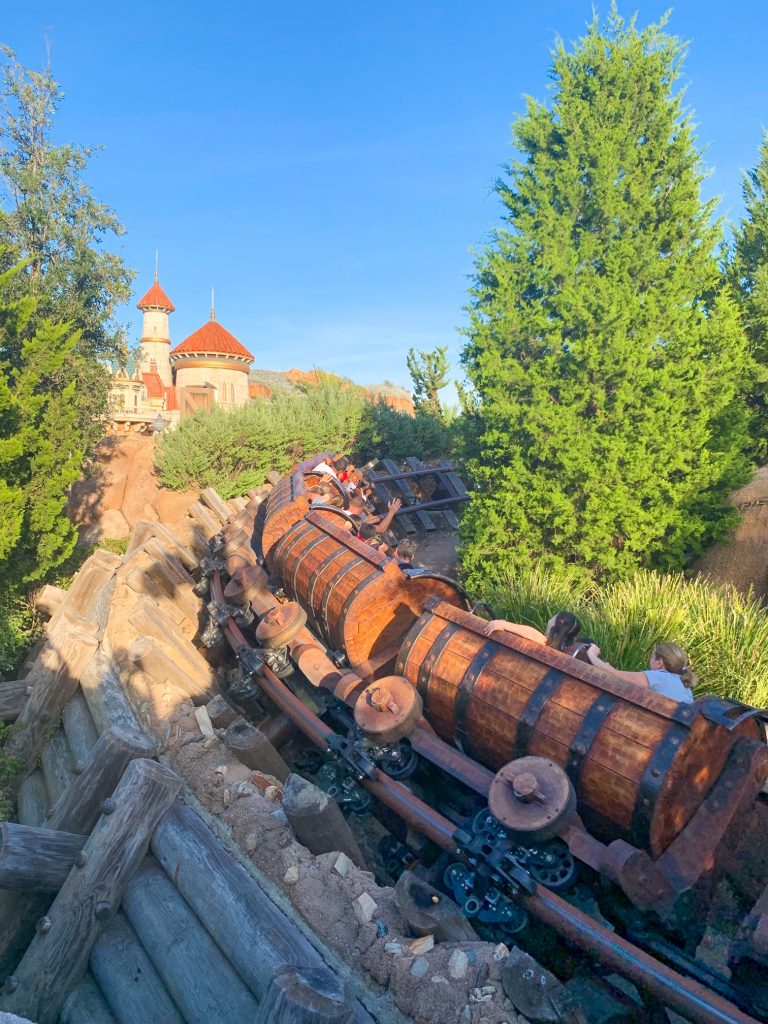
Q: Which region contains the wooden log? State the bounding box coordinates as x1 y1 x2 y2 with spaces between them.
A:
48 551 121 624
200 487 231 524
79 650 147 738
4 622 99 793
205 694 238 729
0 681 29 723
282 774 365 868
125 520 198 572
128 552 200 624
143 537 196 589
229 495 247 513
150 802 374 1023
224 717 290 781
0 759 181 1024
90 912 184 1024
0 726 157 981
0 824 85 892
61 689 99 770
394 871 479 942
121 859 259 1024
32 584 66 619
16 772 48 829
123 568 196 635
128 636 216 703
40 729 76 805
502 947 589 1024
188 501 220 539
255 965 353 1024
59 973 117 1024
127 602 217 690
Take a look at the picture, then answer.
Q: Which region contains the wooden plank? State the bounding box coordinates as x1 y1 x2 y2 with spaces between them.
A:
60 973 117 1024
0 759 181 1024
255 965 353 1024
150 803 375 1023
0 680 29 723
40 730 76 805
382 458 434 530
438 458 469 497
61 689 99 770
90 912 185 1024
121 859 259 1024
0 823 85 892
16 772 48 829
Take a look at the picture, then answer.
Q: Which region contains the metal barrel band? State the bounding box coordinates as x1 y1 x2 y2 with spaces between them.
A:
455 642 494 760
395 610 434 678
271 520 313 572
565 693 619 786
307 546 348 620
513 668 565 759
319 556 365 649
631 719 689 850
416 622 461 706
287 532 327 600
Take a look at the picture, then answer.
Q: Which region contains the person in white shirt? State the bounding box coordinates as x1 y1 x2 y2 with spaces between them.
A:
585 641 695 703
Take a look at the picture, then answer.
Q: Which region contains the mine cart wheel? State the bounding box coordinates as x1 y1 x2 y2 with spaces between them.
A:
255 602 308 649
488 756 576 842
223 564 268 603
354 676 423 745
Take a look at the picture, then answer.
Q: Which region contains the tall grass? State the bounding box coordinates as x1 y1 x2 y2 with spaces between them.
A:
483 568 768 707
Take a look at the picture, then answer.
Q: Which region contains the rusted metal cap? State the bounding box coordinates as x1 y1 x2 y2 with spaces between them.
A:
488 756 576 841
354 676 423 745
255 601 307 649
224 564 267 603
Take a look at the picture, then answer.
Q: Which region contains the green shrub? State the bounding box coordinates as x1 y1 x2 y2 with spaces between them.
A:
355 400 454 463
481 567 768 707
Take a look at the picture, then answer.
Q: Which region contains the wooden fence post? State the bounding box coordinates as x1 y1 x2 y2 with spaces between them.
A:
224 717 290 781
0 824 86 892
281 774 366 869
255 965 354 1024
0 759 180 1024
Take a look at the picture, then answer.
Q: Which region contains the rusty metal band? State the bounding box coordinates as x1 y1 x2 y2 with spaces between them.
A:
287 532 327 600
307 546 347 624
513 668 565 759
395 611 434 679
416 622 460 708
339 571 381 628
565 693 619 786
272 520 313 574
631 717 689 851
454 642 494 759
319 556 365 647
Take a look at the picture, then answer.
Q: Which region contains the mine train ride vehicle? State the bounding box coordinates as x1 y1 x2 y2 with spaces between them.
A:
200 454 768 1024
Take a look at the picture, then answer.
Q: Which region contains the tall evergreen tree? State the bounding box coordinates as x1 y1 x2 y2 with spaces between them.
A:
0 46 133 452
460 10 752 587
0 263 81 582
407 345 450 422
730 133 768 460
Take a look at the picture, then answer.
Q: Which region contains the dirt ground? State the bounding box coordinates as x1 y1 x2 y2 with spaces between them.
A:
409 529 459 578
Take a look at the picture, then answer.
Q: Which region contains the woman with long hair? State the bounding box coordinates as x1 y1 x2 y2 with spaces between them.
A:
585 641 696 703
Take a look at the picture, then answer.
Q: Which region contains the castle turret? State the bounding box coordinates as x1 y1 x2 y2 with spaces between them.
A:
137 275 175 388
170 297 253 409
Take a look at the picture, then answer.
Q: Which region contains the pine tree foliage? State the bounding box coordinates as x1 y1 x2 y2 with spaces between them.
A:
0 264 81 582
730 133 768 460
460 10 752 587
406 345 450 422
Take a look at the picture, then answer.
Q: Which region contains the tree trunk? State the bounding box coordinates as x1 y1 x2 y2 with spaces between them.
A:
0 759 180 1024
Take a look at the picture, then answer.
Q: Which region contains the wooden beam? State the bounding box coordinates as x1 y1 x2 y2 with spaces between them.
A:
394 870 478 942
59 973 116 1024
121 858 260 1024
255 965 354 1024
205 694 239 729
16 772 48 829
79 650 148 738
125 520 198 572
128 636 216 704
150 802 375 1023
61 690 99 771
0 759 180 1024
0 824 85 892
282 774 366 869
40 730 76 805
90 912 184 1024
0 680 29 723
223 717 290 781
200 487 232 524
32 584 66 619
188 501 220 539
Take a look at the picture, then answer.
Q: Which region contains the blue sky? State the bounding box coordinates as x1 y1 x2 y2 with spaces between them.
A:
3 2 768 392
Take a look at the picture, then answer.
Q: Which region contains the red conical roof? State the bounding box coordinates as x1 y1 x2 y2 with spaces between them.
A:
171 319 253 361
137 281 175 312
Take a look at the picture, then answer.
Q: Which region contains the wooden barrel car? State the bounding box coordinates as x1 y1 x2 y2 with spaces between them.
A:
259 453 343 566
270 509 465 676
396 599 767 858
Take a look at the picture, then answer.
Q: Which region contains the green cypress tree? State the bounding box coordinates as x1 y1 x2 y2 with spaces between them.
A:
730 133 768 460
460 9 752 587
0 263 82 582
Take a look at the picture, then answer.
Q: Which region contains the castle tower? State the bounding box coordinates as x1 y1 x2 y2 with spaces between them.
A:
170 294 253 409
136 271 175 389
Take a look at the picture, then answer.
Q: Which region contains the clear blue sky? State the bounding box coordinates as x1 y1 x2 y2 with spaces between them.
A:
3 2 768 391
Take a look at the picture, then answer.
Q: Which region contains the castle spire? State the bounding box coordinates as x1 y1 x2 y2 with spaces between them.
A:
155 249 159 284
211 287 216 323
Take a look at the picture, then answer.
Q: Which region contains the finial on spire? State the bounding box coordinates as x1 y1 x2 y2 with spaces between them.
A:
211 287 215 322
155 249 159 284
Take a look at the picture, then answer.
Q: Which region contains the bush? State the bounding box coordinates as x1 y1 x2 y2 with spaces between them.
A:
481 567 768 707
355 400 454 463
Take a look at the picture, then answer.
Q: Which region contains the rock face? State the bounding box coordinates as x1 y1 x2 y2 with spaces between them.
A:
68 435 198 542
691 465 768 600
